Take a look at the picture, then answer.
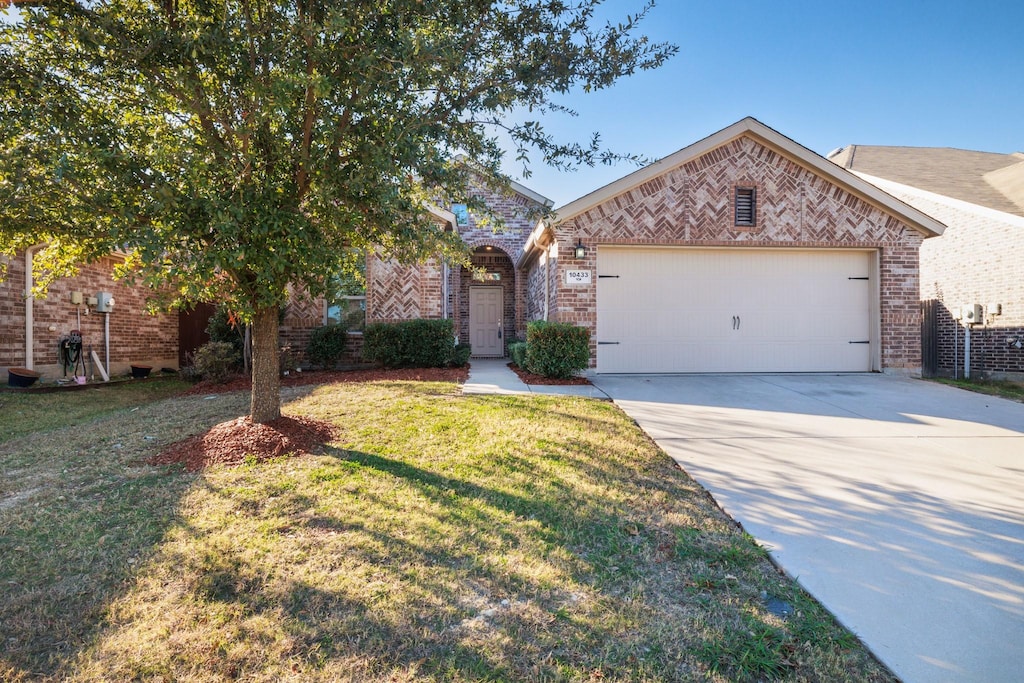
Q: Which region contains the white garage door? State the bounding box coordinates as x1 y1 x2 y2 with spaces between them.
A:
596 247 874 373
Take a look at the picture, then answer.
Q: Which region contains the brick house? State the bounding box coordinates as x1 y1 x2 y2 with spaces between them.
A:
516 118 945 375
280 182 554 362
7 118 965 380
1 250 178 380
828 146 1024 380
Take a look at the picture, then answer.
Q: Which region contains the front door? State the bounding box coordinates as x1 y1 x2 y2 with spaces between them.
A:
469 286 503 356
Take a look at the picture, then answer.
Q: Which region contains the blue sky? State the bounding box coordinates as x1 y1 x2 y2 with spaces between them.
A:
510 0 1024 206
5 1 1021 208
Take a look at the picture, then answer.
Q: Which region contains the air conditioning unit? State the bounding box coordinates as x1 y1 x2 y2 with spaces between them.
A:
961 304 983 325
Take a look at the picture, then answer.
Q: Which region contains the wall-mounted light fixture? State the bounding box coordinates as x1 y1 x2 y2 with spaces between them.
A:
573 239 587 259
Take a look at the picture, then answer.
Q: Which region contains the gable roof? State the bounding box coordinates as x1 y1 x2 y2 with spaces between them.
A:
451 154 554 208
508 179 554 208
828 145 1024 218
550 117 945 237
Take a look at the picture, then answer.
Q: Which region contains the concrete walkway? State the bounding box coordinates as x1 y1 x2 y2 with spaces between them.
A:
463 358 609 398
591 373 1024 683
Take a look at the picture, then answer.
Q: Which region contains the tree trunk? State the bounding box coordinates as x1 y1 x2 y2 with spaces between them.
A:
243 323 252 375
250 305 281 423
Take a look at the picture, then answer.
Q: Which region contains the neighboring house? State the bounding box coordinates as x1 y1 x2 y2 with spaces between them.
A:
516 117 945 375
1 250 178 379
829 145 1024 380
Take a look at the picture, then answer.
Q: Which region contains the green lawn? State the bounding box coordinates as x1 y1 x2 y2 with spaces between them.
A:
931 376 1024 403
0 378 895 682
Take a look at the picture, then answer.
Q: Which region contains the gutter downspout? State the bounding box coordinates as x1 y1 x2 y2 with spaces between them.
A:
24 244 46 370
544 245 550 321
442 261 450 320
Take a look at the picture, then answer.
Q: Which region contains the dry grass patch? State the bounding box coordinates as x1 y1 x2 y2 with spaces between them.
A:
1 378 895 682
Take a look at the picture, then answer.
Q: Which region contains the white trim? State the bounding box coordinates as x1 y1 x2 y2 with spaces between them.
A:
508 179 554 208
23 244 46 370
549 117 946 237
853 172 1024 228
427 204 457 228
516 219 552 269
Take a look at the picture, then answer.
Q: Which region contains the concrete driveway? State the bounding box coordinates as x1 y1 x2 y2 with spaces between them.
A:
591 373 1024 683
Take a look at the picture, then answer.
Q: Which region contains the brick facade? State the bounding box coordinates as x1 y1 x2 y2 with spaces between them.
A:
360 179 550 357
528 134 928 374
456 248 516 350
874 182 1024 380
1 252 178 380
366 256 444 323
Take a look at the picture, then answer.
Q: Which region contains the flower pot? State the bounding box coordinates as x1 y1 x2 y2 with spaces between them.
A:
131 365 152 379
7 367 41 388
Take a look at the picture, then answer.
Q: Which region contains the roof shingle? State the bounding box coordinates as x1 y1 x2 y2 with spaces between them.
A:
827 145 1024 217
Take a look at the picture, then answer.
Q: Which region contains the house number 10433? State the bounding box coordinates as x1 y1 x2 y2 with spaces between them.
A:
564 270 592 284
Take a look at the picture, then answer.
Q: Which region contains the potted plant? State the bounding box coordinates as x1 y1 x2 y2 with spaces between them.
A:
7 367 41 388
130 364 152 379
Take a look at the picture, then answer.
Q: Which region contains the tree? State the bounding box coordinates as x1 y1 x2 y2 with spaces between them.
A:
0 0 676 423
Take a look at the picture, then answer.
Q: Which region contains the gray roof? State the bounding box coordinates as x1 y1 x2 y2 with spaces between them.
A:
827 145 1024 217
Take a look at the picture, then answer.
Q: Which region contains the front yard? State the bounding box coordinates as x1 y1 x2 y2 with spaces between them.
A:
0 377 895 681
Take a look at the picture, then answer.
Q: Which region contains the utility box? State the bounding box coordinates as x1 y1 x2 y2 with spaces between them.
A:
95 292 115 313
961 304 983 325
70 291 83 305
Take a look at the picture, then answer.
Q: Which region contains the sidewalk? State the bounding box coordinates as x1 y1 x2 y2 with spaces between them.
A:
463 358 608 399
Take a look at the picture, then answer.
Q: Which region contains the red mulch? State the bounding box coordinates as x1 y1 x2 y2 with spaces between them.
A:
158 366 469 471
181 366 469 396
507 363 591 385
149 415 338 472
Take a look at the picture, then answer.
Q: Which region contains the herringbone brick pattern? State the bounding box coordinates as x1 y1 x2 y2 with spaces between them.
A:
367 256 444 323
540 134 926 372
568 138 908 246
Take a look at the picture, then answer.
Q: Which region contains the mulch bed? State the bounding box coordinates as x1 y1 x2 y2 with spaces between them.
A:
149 415 338 472
156 366 469 471
507 363 591 385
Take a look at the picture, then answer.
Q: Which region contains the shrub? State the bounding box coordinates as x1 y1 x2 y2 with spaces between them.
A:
306 324 349 369
190 341 240 383
279 346 301 374
205 306 245 358
344 308 366 332
524 320 590 379
451 343 472 367
508 341 528 368
363 319 456 368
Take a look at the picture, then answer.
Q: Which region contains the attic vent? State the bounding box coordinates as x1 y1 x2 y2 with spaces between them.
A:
735 187 756 227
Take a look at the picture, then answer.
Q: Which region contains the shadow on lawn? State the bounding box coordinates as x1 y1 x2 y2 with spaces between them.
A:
0 467 194 680
1 384 886 680
148 445 662 679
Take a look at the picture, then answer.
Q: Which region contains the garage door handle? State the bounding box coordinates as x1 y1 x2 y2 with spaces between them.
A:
732 315 741 330
598 341 620 345
848 340 869 344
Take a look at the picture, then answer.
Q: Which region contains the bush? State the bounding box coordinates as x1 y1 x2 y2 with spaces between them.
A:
279 346 300 374
451 343 472 367
363 319 456 368
190 341 240 383
508 341 528 368
306 324 349 369
524 321 590 379
205 306 245 358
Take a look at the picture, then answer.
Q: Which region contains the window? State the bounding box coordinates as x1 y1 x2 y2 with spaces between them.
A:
325 250 366 331
735 187 756 227
326 296 366 331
